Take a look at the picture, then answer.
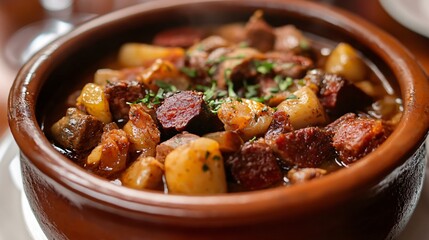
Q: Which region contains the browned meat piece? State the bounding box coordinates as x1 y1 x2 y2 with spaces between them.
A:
274 25 311 54
124 104 160 156
265 111 293 143
229 53 313 84
304 71 372 117
203 131 243 153
152 27 206 48
51 108 103 152
104 80 145 121
325 113 392 164
86 123 130 177
186 36 231 85
266 52 314 79
155 132 200 163
244 10 275 52
287 168 327 184
226 140 282 190
271 127 336 168
156 91 222 134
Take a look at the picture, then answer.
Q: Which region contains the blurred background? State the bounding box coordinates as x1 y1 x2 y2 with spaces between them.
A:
0 0 427 239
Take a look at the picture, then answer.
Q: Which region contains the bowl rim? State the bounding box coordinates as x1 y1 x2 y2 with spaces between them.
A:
8 0 429 223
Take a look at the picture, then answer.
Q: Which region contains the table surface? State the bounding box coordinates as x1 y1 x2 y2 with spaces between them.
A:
0 0 428 239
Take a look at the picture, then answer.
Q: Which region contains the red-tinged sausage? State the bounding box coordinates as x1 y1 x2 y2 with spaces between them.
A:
226 140 282 190
153 27 206 48
156 91 222 134
304 71 372 118
325 113 391 164
272 127 336 168
265 111 293 143
104 80 145 121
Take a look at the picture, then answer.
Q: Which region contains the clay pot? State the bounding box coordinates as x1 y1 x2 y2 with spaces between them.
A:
8 0 429 239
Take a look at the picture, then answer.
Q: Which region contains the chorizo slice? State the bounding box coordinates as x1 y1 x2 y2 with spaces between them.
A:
156 91 221 134
271 127 336 168
226 140 282 190
325 113 391 164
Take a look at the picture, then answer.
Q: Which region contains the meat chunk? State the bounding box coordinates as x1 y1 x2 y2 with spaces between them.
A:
156 91 221 134
271 127 336 168
123 104 160 156
226 141 282 190
287 168 327 184
229 52 313 84
265 111 293 143
245 10 275 52
86 123 130 177
325 113 391 164
153 27 206 48
104 80 145 121
51 108 103 152
155 132 200 163
304 71 372 117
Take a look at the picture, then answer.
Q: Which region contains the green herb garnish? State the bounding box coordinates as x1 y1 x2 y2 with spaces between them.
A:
286 94 298 100
202 164 210 172
180 67 197 78
254 60 275 74
155 80 177 92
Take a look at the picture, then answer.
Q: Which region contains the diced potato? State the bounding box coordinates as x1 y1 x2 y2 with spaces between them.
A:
325 43 367 82
218 98 274 141
121 156 164 190
139 59 190 91
123 104 160 156
276 86 328 129
203 131 243 153
119 43 185 67
164 138 227 195
94 69 121 86
77 83 112 124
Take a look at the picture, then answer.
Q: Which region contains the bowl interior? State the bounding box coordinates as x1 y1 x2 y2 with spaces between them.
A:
10 0 428 220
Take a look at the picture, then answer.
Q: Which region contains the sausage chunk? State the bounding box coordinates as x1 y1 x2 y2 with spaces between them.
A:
226 141 282 190
155 132 200 163
271 127 336 168
304 70 372 117
265 111 293 143
325 113 391 164
156 91 221 134
287 168 327 184
104 80 145 121
51 108 103 152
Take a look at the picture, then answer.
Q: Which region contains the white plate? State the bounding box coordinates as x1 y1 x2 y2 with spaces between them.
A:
380 0 429 38
0 130 428 239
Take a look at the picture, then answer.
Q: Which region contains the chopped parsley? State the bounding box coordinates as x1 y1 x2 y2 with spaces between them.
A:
205 151 210 160
155 80 177 92
253 60 275 74
286 94 298 100
206 55 245 65
213 155 221 161
180 67 198 78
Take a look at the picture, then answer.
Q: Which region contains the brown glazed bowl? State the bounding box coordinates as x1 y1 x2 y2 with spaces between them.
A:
8 0 429 239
